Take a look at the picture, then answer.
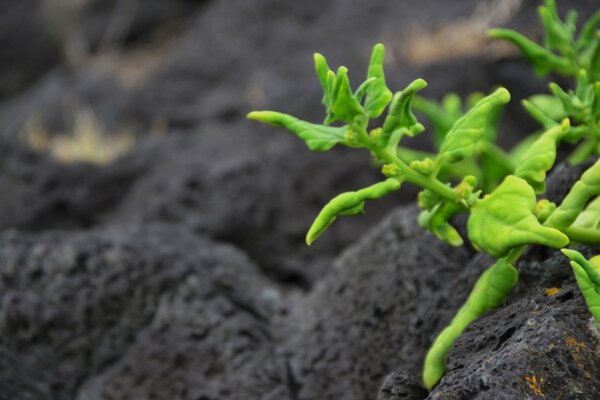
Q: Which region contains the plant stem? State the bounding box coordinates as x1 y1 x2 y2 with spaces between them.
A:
354 124 460 203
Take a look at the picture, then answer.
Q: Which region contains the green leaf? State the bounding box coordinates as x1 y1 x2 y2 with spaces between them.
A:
364 44 393 118
439 88 510 164
546 159 600 229
562 249 600 329
418 202 464 247
514 119 569 193
528 94 567 121
414 93 462 146
522 99 558 130
423 258 518 389
329 67 365 123
488 28 576 76
538 1 574 58
576 9 600 50
590 32 600 82
468 175 569 257
380 79 428 147
314 53 333 110
247 111 346 151
572 196 600 229
306 178 401 245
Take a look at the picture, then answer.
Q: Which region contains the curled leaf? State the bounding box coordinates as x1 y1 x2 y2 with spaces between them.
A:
439 88 510 164
247 111 346 151
468 175 569 257
306 178 401 245
514 119 569 193
364 44 393 118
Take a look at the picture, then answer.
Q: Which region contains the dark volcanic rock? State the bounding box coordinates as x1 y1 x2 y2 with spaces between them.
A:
0 0 60 100
0 138 141 231
430 252 600 399
107 129 402 286
0 224 291 400
284 206 475 400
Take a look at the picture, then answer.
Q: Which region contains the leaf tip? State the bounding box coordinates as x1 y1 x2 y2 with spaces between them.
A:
247 111 265 121
495 87 511 103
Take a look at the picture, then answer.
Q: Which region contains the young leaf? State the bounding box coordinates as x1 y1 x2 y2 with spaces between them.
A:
314 53 333 110
306 178 401 245
423 258 518 389
468 175 569 257
379 79 428 147
329 66 365 123
438 88 511 164
488 28 575 76
364 44 393 118
514 119 570 193
546 159 600 229
247 111 346 151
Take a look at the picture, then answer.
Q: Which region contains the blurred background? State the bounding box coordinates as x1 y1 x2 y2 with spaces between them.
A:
1 1 599 399
1 0 597 283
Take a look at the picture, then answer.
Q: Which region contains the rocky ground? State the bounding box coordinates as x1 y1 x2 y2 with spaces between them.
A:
1 0 599 399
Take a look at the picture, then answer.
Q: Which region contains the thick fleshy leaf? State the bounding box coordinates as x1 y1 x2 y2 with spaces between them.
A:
314 53 333 110
329 66 365 123
379 79 427 147
488 28 575 76
247 111 346 151
306 178 401 244
514 119 569 193
439 88 510 164
418 202 464 247
546 159 600 229
364 44 393 118
562 249 600 328
572 196 600 229
423 258 518 389
468 175 569 257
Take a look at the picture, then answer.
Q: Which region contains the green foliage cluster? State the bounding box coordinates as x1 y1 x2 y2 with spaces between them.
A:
248 0 600 391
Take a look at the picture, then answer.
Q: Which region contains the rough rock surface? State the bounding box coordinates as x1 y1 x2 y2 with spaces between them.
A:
0 225 292 400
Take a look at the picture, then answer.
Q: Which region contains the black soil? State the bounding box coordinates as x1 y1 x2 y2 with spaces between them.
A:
1 1 599 399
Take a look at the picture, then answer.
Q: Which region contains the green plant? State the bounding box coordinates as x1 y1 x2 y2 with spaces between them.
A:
247 0 600 391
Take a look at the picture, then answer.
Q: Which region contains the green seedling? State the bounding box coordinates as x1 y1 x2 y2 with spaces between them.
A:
248 0 600 391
